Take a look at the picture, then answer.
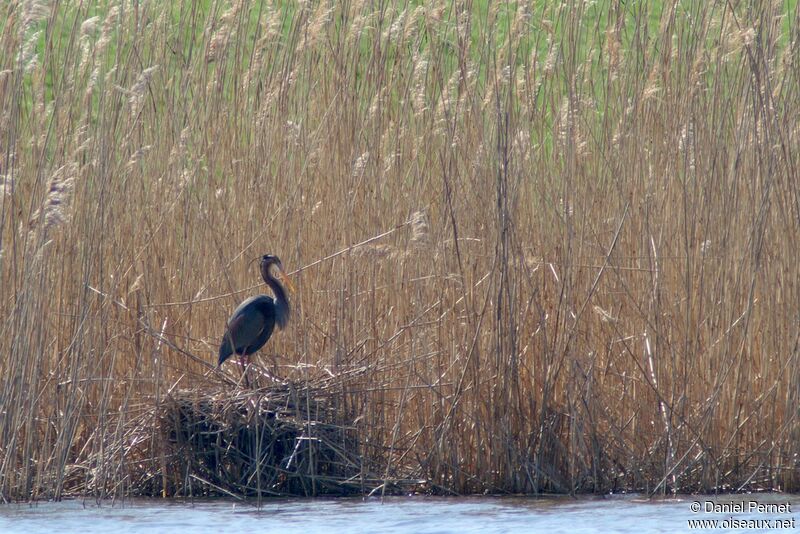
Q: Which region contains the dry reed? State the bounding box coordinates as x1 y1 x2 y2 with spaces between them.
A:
0 0 798 500
81 371 372 499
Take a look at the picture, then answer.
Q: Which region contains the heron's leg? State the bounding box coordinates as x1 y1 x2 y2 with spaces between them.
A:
239 354 250 388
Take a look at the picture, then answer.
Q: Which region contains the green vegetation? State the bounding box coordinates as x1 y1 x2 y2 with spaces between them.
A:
1 0 799 500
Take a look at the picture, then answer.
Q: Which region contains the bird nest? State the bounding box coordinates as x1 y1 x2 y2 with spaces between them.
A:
121 376 368 498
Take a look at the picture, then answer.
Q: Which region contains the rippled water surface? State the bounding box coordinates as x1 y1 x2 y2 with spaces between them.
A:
1 494 797 533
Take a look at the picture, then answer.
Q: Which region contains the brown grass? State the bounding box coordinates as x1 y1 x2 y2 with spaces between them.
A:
0 0 798 500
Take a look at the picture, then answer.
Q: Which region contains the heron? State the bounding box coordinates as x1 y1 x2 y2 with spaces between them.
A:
218 254 295 384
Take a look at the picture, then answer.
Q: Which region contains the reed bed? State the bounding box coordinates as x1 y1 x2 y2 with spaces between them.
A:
0 0 799 500
115 374 368 498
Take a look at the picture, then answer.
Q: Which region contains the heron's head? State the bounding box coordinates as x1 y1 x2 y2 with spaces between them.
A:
260 254 282 272
260 254 295 291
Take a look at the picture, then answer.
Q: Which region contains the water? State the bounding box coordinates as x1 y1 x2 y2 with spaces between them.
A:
0 494 797 533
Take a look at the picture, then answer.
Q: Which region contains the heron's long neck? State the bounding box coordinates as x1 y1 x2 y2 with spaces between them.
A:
265 274 290 328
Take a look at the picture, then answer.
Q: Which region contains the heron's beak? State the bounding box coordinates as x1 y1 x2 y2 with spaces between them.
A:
277 267 296 293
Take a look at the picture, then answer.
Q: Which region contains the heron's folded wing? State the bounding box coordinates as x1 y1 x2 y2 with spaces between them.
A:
225 306 269 353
